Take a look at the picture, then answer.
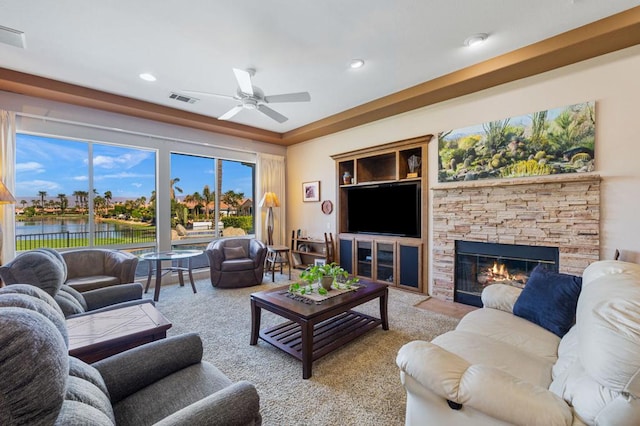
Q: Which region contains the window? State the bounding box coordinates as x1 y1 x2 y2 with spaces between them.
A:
15 133 156 250
169 153 255 245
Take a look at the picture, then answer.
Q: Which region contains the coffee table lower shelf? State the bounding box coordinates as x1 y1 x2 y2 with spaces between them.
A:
259 310 381 362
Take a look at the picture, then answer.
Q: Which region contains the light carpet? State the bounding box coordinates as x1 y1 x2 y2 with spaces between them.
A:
146 271 459 426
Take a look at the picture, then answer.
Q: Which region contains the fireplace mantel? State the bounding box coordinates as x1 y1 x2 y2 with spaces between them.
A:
432 173 601 191
431 174 600 301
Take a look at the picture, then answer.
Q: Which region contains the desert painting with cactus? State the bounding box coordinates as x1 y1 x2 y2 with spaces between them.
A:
437 101 595 182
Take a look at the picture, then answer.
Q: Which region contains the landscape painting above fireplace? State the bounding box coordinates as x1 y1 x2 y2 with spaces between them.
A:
438 101 595 182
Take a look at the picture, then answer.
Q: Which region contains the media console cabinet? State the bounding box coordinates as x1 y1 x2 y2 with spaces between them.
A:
331 135 432 293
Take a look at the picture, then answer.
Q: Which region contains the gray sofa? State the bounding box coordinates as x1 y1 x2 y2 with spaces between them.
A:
206 238 267 288
0 248 148 318
0 284 262 426
61 248 139 292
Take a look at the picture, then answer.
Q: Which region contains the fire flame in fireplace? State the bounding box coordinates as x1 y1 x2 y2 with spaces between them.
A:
492 262 509 279
477 261 527 289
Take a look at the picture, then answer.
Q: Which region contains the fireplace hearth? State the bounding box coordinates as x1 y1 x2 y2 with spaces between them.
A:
454 241 559 307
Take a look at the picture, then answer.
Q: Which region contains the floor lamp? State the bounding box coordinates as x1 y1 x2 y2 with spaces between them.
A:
259 192 279 246
0 180 16 265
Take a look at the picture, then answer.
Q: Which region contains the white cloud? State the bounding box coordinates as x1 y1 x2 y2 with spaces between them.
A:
93 151 152 170
15 179 61 193
73 175 88 181
15 161 45 173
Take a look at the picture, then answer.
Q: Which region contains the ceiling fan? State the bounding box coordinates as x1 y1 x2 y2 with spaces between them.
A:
183 68 311 123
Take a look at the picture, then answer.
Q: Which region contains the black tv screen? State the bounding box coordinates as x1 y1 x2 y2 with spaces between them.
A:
346 182 421 237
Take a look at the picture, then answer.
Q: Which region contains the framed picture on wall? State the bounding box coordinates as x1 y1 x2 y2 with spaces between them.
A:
302 181 320 202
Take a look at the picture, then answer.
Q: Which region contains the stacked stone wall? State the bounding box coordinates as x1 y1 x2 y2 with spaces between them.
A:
431 174 600 301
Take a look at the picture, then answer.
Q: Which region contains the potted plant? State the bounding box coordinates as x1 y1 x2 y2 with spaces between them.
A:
299 262 358 291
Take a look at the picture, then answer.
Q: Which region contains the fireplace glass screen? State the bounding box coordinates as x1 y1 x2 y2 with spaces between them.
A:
455 241 559 307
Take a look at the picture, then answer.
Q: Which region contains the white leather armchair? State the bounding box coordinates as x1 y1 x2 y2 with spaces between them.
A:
396 260 640 425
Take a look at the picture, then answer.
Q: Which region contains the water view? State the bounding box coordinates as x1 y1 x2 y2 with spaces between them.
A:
15 217 156 251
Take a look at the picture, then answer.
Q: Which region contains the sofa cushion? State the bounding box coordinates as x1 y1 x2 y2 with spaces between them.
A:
223 246 247 260
456 308 560 362
513 265 582 337
66 275 121 292
112 363 232 426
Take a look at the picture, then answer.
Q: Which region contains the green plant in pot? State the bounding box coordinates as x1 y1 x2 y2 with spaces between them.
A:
299 262 358 293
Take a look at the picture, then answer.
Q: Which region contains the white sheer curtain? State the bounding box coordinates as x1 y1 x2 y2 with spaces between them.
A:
0 110 17 263
257 153 285 245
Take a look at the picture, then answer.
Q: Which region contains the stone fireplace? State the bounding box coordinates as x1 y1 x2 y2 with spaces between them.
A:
454 240 559 307
432 174 600 302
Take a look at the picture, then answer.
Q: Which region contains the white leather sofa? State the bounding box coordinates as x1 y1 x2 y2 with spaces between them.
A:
396 260 640 425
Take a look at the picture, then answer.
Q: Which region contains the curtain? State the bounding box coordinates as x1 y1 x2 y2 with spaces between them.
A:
257 154 285 245
0 110 17 263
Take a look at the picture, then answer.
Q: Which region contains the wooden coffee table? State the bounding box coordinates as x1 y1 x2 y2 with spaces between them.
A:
250 279 388 379
67 303 172 363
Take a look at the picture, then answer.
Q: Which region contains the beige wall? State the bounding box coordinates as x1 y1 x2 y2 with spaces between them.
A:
286 44 640 294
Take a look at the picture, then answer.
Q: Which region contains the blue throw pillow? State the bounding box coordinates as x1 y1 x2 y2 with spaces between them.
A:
513 265 582 337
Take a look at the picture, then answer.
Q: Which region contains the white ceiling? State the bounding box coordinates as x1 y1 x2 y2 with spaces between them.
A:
1 0 639 133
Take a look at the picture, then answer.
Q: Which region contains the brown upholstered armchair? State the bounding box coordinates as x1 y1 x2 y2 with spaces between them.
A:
205 238 267 288
61 248 139 292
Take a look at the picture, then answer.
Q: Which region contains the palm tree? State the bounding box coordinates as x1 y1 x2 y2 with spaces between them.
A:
221 190 244 215
104 190 112 212
73 191 82 210
170 177 183 200
57 193 68 214
38 191 47 214
20 200 27 210
192 192 203 217
202 185 214 220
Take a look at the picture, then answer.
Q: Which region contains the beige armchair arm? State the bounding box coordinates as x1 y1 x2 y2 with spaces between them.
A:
396 340 572 426
481 284 522 313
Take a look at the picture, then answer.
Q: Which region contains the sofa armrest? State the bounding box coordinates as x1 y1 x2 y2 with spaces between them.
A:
397 340 572 426
249 239 267 268
205 241 224 269
153 380 261 426
104 250 139 284
481 284 522 313
93 333 203 403
82 283 143 310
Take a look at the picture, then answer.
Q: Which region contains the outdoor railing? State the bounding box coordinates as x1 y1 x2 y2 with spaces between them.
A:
15 229 157 251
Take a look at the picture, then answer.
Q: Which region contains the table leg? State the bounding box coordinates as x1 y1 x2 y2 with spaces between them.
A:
301 320 314 379
144 260 152 294
188 257 197 294
177 259 185 287
153 259 162 302
380 287 389 330
287 251 292 279
270 252 276 282
250 299 261 345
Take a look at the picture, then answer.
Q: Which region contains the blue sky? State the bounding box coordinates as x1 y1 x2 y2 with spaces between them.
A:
15 134 253 202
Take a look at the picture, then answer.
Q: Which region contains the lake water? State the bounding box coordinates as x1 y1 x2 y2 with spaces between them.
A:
16 218 136 235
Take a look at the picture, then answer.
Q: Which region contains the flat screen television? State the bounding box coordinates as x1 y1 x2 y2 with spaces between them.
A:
346 182 421 237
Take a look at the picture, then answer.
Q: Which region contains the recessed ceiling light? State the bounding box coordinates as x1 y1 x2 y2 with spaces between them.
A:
139 73 157 82
349 59 365 69
463 33 488 48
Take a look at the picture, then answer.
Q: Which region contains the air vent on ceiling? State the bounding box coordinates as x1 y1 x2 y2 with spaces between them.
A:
169 92 199 104
0 25 26 49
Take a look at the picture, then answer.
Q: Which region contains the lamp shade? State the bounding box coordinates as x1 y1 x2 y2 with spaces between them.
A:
259 192 280 208
0 181 15 204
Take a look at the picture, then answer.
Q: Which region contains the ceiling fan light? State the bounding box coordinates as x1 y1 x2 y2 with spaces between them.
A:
350 59 365 69
464 33 488 47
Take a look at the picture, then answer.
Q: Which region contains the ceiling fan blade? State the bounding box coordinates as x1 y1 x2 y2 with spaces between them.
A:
264 92 311 103
181 90 236 100
218 105 244 121
257 104 288 123
232 68 254 96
